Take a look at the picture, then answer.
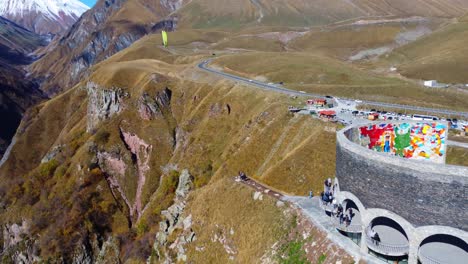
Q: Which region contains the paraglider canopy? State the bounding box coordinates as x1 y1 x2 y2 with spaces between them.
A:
162 30 168 48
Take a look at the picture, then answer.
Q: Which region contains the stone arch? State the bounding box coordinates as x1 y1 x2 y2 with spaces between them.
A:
337 191 366 213
415 226 468 245
363 208 415 243
415 227 468 264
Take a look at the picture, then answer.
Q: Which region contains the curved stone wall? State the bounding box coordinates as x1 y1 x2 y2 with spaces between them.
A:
336 121 468 231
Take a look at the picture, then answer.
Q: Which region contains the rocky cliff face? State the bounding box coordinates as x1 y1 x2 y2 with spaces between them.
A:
138 87 172 120
86 82 127 132
2 220 39 263
30 0 184 95
2 221 120 264
150 169 195 263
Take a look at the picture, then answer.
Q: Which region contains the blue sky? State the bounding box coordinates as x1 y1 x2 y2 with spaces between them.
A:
80 0 97 8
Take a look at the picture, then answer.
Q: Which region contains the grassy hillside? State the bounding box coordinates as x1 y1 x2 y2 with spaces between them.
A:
185 177 355 263
0 17 46 63
29 0 189 95
0 35 340 261
213 52 468 111
176 0 468 29
378 17 468 83
289 18 445 60
447 146 468 166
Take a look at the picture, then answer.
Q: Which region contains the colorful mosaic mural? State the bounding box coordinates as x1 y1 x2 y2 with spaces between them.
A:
358 122 447 163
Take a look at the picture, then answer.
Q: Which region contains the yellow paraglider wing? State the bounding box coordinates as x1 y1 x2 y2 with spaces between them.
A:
162 30 168 47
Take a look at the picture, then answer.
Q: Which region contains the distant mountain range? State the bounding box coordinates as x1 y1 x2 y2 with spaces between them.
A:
0 0 89 35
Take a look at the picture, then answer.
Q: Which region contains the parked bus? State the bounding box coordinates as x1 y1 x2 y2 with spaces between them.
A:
411 114 439 121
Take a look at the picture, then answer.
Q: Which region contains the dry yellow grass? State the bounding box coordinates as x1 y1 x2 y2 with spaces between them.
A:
378 19 468 83
447 146 468 167
213 51 468 111
176 0 468 29
290 25 402 59
185 177 290 263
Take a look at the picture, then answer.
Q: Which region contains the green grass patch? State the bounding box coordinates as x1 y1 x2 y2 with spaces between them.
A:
317 253 327 264
278 240 308 264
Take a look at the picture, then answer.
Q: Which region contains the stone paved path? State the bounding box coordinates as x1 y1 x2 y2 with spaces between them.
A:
284 196 383 264
447 140 468 149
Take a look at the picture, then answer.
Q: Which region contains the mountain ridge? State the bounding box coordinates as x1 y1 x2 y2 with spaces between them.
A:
30 0 185 95
0 0 89 35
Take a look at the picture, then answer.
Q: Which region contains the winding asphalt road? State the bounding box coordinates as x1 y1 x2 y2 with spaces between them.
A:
198 60 468 119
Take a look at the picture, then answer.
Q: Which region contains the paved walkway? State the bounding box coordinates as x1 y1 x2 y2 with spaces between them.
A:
447 140 468 149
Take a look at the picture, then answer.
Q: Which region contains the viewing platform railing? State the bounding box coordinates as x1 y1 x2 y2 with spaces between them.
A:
418 250 444 264
331 216 363 233
365 227 409 256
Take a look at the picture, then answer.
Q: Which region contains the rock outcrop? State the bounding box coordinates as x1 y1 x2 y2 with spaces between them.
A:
138 88 172 120
41 144 64 163
71 236 120 264
86 82 127 132
150 169 196 263
2 220 40 263
97 130 153 225
121 130 152 220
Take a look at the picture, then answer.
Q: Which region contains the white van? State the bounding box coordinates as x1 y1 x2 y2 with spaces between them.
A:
412 114 439 121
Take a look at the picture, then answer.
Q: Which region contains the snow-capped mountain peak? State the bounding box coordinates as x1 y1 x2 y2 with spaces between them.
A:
0 0 90 35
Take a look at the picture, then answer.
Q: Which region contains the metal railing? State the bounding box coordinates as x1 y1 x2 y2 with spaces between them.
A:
418 250 444 264
331 216 363 233
365 228 409 256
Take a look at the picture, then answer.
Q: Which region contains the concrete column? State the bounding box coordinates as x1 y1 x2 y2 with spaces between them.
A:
408 232 423 264
408 240 419 264
360 233 368 255
360 214 369 255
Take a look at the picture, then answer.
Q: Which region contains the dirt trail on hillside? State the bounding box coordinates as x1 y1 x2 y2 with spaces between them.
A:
256 116 301 176
236 177 284 199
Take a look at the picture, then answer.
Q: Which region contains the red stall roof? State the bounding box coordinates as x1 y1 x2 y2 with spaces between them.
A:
319 110 336 116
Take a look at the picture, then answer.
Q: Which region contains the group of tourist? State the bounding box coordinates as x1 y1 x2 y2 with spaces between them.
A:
334 205 354 227
320 178 355 227
321 178 336 204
